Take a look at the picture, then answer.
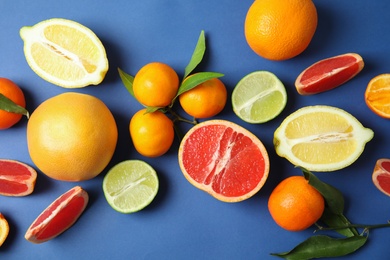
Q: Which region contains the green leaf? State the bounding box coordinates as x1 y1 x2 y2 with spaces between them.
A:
0 93 29 118
320 207 359 237
271 235 367 260
300 167 345 215
175 72 224 98
118 67 134 97
183 30 206 79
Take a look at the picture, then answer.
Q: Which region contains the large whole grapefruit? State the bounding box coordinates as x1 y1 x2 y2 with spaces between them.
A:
178 120 269 202
27 92 118 181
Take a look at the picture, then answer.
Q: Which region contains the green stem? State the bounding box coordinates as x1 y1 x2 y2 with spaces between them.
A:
168 107 198 125
315 221 390 233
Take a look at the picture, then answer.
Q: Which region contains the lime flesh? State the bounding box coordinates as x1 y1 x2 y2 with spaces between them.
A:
103 160 159 213
232 71 287 123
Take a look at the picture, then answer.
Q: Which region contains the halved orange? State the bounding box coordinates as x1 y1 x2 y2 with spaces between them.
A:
365 74 390 119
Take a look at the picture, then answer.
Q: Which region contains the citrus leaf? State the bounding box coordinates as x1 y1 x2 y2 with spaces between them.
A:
0 93 29 118
183 30 206 79
271 235 367 260
175 72 224 98
319 207 359 237
145 106 163 113
300 167 344 215
118 67 134 97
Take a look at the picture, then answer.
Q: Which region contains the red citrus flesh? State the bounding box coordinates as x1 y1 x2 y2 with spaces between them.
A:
295 53 364 95
178 120 269 202
372 158 390 197
0 159 37 196
25 186 88 244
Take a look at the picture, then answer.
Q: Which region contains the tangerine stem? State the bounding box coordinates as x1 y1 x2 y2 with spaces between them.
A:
315 221 390 233
168 107 198 125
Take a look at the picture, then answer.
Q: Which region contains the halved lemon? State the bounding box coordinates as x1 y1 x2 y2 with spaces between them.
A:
20 18 108 88
0 213 9 247
274 105 374 172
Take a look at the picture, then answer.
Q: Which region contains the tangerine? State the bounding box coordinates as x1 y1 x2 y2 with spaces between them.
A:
130 108 174 157
27 92 118 181
179 76 227 118
268 176 325 231
132 62 179 107
0 78 26 129
244 0 317 61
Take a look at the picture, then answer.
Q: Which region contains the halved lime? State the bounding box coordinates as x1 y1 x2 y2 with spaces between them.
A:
103 160 159 213
232 71 287 123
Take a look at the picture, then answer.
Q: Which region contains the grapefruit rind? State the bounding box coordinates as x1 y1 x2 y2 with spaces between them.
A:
20 18 108 88
274 105 374 172
25 186 88 244
372 158 390 196
178 119 270 202
0 159 37 197
295 53 364 95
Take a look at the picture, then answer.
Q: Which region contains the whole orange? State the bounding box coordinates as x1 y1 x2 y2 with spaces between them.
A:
245 0 317 61
27 92 118 181
268 176 325 231
179 76 227 119
0 78 26 129
132 62 179 107
130 108 174 157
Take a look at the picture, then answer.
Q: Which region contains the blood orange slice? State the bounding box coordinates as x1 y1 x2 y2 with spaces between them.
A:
295 53 364 95
0 159 37 196
372 159 390 196
25 186 88 244
178 120 269 202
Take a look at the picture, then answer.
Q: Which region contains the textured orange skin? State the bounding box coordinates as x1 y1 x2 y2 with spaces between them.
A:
133 62 179 107
268 176 325 231
365 74 390 119
130 108 174 157
27 93 118 181
245 0 317 61
179 77 227 118
0 78 26 129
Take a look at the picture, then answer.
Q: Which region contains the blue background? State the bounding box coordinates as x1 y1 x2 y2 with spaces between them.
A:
1 0 390 259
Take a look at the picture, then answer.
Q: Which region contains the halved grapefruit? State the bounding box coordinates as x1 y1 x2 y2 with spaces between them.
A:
372 159 390 196
0 159 37 196
178 120 269 202
295 53 364 95
25 186 88 244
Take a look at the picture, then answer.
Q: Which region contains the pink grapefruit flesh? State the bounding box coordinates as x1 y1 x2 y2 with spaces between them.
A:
178 120 269 202
295 53 364 95
372 158 390 197
0 159 37 196
25 186 88 244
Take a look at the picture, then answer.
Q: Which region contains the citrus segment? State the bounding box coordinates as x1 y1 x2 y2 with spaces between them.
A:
27 92 118 181
103 160 159 213
25 186 89 244
244 0 317 60
372 159 390 196
295 53 364 95
232 71 287 123
0 213 9 247
0 159 37 196
274 106 374 172
178 120 269 202
20 18 108 88
268 176 324 231
365 74 390 118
